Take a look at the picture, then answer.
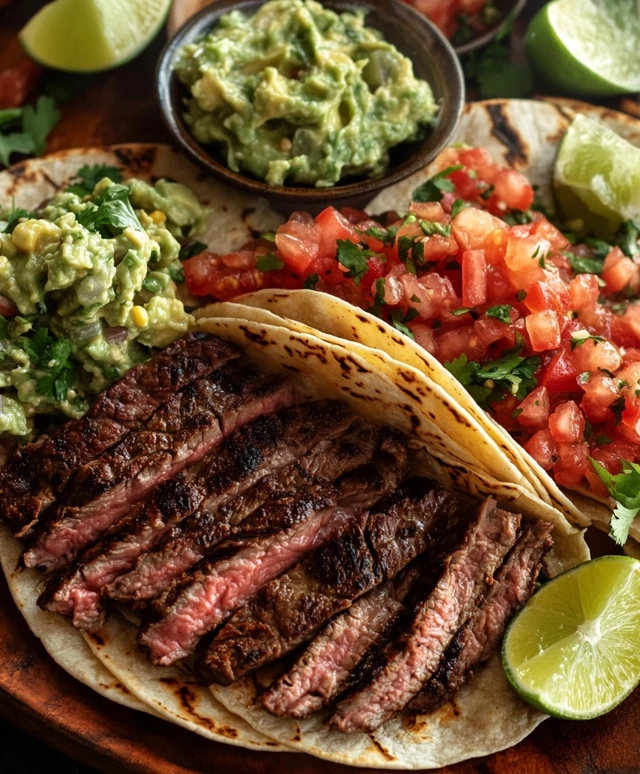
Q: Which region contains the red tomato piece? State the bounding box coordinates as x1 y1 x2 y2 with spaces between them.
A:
418 273 457 308
526 310 561 352
569 273 599 310
0 58 41 109
554 441 589 487
524 429 557 470
409 321 437 354
315 207 360 259
516 386 550 430
0 294 18 316
540 349 580 392
492 168 535 212
579 372 620 424
622 395 640 436
462 250 487 308
612 304 640 348
451 207 506 252
435 325 487 363
474 315 515 348
458 147 497 183
524 280 565 314
276 216 321 273
408 201 446 221
548 400 585 443
617 362 640 393
503 234 547 289
571 338 622 374
530 218 571 251
602 247 638 295
310 256 347 286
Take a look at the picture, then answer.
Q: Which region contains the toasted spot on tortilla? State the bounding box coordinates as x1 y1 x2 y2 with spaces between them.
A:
486 103 528 167
114 146 156 175
368 736 395 761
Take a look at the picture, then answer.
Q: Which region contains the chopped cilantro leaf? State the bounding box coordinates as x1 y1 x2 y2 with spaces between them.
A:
389 309 415 340
0 204 37 234
374 277 386 307
444 352 540 409
613 219 640 259
589 458 640 545
411 166 463 203
485 304 512 323
303 273 319 290
451 307 474 316
566 252 604 275
503 210 533 226
479 184 495 201
515 289 527 302
76 184 142 237
21 96 60 156
584 237 612 260
66 163 122 196
256 252 284 271
168 265 185 283
419 219 452 237
595 433 612 445
361 225 395 246
336 239 376 285
179 240 207 261
450 199 469 218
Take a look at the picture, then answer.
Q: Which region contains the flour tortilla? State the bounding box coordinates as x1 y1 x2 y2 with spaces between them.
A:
0 144 284 751
193 315 587 768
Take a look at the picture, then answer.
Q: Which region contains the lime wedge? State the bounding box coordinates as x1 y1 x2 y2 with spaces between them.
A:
503 556 640 719
554 114 640 234
525 0 640 96
20 0 172 73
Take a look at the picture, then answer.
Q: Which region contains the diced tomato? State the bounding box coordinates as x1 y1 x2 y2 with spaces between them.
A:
409 321 437 354
220 250 257 270
309 256 347 286
315 206 360 258
524 280 565 314
457 147 497 183
569 273 599 310
276 215 321 273
183 251 224 295
602 246 638 295
611 304 640 348
421 233 459 262
436 325 487 363
451 207 506 252
474 314 515 348
383 264 404 305
616 362 640 394
408 201 445 221
361 257 386 290
0 294 18 316
540 348 579 392
524 429 557 471
418 273 457 308
516 386 550 430
571 338 622 374
554 441 589 487
491 168 535 212
579 371 620 424
503 234 547 288
622 395 640 437
530 218 570 251
0 58 41 109
526 310 561 352
399 272 437 318
624 348 640 364
461 250 487 308
548 400 585 443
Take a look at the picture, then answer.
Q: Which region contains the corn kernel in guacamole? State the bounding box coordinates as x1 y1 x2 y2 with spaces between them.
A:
174 0 439 188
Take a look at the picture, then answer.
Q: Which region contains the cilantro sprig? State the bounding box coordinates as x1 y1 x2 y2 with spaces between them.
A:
77 184 142 237
66 164 122 196
16 326 76 403
412 166 463 203
0 95 60 168
444 351 540 409
589 458 640 545
336 240 379 285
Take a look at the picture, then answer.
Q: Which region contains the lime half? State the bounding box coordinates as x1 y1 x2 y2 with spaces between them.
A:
503 556 640 719
20 0 172 73
554 114 640 234
525 0 640 96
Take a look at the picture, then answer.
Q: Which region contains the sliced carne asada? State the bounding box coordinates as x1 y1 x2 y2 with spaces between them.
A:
40 401 356 629
329 498 521 734
23 367 293 572
139 485 351 665
196 478 456 685
409 520 553 714
109 422 393 606
260 565 420 719
0 332 239 537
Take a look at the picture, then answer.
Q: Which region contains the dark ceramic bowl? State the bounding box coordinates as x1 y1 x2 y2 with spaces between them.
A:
454 0 528 55
157 0 464 212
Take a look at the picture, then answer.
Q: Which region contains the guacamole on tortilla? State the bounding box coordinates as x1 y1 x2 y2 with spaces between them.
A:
174 0 438 187
0 166 207 437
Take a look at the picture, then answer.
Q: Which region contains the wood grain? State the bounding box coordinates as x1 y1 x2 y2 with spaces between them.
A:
0 1 639 772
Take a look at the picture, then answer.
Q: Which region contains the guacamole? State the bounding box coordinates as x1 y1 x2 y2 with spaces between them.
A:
0 166 208 437
174 0 438 188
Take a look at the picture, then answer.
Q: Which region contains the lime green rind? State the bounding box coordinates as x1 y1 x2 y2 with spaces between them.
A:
525 0 640 97
503 556 640 720
20 0 172 74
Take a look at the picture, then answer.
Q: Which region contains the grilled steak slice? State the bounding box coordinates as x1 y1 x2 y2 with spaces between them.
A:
329 498 521 733
0 332 238 537
109 422 393 605
139 485 351 665
41 401 356 630
196 478 456 685
24 367 293 572
409 520 553 714
261 566 420 719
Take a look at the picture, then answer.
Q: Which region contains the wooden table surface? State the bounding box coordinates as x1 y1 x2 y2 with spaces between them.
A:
1 1 639 772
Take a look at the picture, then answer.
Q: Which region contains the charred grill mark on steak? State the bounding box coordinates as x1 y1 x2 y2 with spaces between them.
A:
0 332 240 537
39 401 355 630
329 499 521 733
409 520 553 714
195 479 456 686
138 486 352 665
260 565 421 719
108 422 394 606
23 368 294 572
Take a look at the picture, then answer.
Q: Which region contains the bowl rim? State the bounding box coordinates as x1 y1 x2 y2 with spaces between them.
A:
156 0 465 203
454 0 529 55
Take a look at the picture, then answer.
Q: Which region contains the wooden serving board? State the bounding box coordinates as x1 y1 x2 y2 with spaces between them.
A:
1 2 640 772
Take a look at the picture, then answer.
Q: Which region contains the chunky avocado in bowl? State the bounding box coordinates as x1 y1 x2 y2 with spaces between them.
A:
159 0 463 204
0 166 207 437
173 0 438 188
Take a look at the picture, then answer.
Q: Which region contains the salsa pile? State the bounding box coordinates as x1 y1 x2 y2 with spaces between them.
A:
183 146 640 542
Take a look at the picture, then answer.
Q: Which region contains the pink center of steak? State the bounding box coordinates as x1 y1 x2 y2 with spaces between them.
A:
139 496 349 665
24 374 293 572
329 500 520 733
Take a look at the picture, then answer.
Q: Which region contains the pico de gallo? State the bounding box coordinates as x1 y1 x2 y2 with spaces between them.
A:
402 0 498 44
183 145 640 544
